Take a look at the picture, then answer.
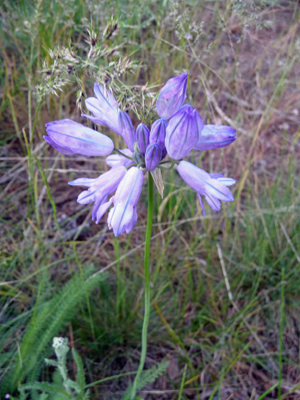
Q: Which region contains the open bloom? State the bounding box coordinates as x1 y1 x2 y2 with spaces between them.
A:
68 166 126 223
177 161 235 214
165 104 203 160
82 84 120 135
107 167 144 236
44 71 237 236
156 72 187 120
194 125 236 151
44 120 114 156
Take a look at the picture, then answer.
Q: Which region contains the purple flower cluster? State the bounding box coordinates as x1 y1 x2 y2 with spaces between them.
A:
44 72 236 235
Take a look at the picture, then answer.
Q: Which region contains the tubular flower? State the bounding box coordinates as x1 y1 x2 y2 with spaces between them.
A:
105 149 134 168
149 118 168 149
118 111 135 152
145 143 162 171
136 123 150 154
68 166 127 223
194 125 236 151
44 120 114 156
107 167 144 236
82 84 120 135
44 71 237 236
156 72 188 120
165 104 204 160
177 161 235 215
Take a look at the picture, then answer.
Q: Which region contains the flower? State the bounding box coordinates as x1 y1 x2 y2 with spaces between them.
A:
44 72 237 237
177 161 235 215
194 125 236 151
165 104 203 160
107 167 144 236
145 143 162 171
105 149 134 168
136 123 150 154
44 119 114 156
156 72 188 120
68 166 126 223
82 84 120 135
149 118 168 149
118 111 135 152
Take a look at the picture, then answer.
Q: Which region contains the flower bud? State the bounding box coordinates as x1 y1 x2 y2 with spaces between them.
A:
156 72 188 120
165 104 204 160
149 118 168 149
194 125 236 151
118 111 135 152
136 123 150 154
145 143 162 171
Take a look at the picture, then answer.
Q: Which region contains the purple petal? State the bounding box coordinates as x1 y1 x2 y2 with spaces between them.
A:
44 136 74 155
136 123 150 154
197 193 206 215
145 143 162 171
118 111 135 152
105 149 134 168
177 161 234 212
107 167 143 236
165 104 203 160
205 194 221 211
75 166 126 205
83 84 120 135
194 125 236 151
149 118 168 149
156 72 188 120
68 177 99 187
94 196 115 223
45 119 114 156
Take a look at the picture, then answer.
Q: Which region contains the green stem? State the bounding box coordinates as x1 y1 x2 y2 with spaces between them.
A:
113 147 133 161
131 172 154 400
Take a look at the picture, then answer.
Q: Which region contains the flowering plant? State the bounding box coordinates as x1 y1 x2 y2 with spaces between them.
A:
44 71 236 398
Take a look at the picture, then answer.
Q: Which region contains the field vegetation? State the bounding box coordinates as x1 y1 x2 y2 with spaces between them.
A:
1 0 300 398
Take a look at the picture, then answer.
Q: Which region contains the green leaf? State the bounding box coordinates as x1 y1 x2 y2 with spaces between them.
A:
19 382 70 396
65 379 80 393
72 348 85 390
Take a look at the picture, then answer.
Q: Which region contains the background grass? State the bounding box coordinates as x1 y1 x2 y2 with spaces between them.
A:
1 0 300 398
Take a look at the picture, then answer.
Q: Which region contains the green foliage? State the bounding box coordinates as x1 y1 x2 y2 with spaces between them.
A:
121 361 169 400
1 272 107 395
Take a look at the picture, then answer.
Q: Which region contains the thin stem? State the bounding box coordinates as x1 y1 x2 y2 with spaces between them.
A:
113 147 133 161
131 172 154 400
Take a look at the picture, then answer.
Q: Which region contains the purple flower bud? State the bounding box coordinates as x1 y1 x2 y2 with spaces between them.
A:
107 167 144 236
82 84 120 135
44 119 114 156
145 143 162 171
177 161 235 215
68 166 126 223
156 72 188 120
194 125 236 151
136 123 150 154
105 149 134 168
149 118 168 149
165 104 204 160
118 111 135 152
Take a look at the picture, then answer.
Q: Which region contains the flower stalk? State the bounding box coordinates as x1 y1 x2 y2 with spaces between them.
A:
131 172 154 399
